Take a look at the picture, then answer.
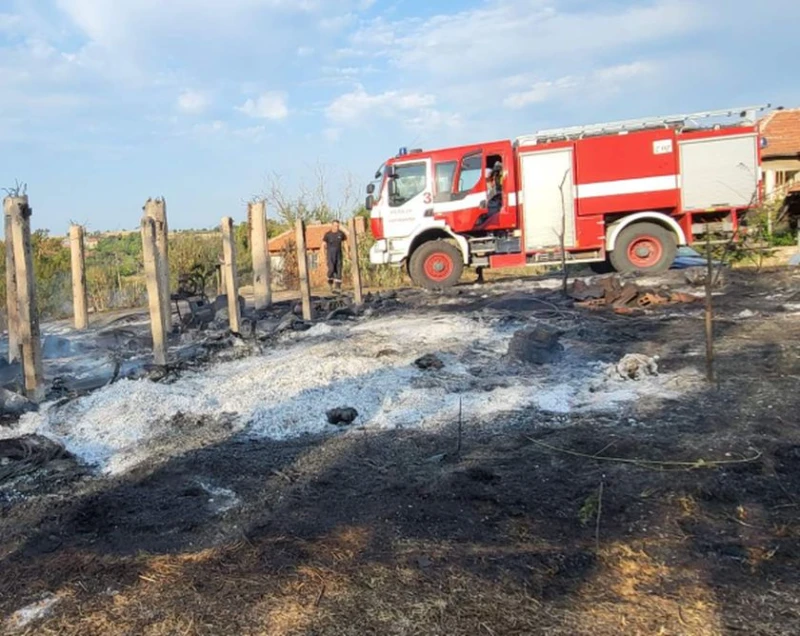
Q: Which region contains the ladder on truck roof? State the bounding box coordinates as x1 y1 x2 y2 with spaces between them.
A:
515 104 771 146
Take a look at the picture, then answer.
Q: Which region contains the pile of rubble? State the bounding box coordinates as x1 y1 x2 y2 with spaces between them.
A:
570 276 699 313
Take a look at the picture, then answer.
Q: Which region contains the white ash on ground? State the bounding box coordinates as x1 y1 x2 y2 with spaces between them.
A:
609 354 660 381
2 313 701 476
4 593 63 631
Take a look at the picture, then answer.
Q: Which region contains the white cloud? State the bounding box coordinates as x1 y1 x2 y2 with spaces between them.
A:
177 89 211 114
405 109 464 134
346 0 705 79
182 120 268 144
54 0 373 46
326 1 707 132
326 85 435 123
237 91 289 120
504 62 655 109
319 13 356 31
325 85 464 134
503 77 579 109
296 46 314 57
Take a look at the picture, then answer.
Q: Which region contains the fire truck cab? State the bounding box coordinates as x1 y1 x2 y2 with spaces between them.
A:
366 105 768 289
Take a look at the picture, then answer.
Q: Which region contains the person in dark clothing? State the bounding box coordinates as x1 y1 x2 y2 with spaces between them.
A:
323 220 348 293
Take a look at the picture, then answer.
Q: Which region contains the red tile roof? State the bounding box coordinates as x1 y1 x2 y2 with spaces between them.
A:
268 223 338 253
268 217 366 253
759 108 800 158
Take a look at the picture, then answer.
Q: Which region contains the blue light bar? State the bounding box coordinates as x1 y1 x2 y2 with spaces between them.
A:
398 147 408 156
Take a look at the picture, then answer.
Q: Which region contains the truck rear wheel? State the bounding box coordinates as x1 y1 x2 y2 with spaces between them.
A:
609 222 676 274
409 240 464 290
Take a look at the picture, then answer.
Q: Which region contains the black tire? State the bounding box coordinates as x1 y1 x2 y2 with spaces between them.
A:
609 222 677 274
409 240 464 290
589 260 615 274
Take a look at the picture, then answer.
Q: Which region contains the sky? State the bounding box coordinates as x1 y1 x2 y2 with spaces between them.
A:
1 0 800 232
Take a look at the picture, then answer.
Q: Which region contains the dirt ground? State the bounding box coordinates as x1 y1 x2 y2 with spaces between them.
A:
1 267 800 635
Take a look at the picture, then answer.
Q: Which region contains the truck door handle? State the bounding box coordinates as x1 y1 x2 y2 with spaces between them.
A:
479 199 487 209
424 208 434 217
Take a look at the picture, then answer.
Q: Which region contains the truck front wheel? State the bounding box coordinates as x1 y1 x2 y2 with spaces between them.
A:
409 240 464 290
609 222 676 274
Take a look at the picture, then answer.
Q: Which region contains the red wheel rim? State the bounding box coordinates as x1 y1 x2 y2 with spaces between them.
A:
423 252 454 282
627 235 663 268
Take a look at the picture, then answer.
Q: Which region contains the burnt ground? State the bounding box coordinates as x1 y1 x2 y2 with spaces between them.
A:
1 268 800 635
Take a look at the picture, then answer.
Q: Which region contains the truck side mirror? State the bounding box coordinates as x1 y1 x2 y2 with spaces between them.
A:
366 183 375 195
365 195 374 211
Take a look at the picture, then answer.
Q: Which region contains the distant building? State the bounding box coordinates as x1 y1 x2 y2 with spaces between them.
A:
59 229 139 250
760 108 800 199
268 217 367 288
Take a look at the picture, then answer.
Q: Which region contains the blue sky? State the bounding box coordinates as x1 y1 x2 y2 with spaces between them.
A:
1 0 799 232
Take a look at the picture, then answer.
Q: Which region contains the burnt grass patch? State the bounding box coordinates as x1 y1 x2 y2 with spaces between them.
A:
1 269 799 635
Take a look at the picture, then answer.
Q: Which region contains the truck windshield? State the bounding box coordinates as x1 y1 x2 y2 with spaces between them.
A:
369 164 385 201
389 162 427 207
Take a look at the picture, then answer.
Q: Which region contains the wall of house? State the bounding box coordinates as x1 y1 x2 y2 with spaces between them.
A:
269 249 329 289
763 159 800 199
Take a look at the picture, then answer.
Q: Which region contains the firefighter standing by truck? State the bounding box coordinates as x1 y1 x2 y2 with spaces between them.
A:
475 160 506 283
323 220 348 293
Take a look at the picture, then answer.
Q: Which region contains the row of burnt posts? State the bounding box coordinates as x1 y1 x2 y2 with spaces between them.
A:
3 194 364 400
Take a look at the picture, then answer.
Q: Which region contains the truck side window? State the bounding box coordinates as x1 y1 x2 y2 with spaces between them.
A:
457 153 483 195
389 162 427 208
434 161 457 202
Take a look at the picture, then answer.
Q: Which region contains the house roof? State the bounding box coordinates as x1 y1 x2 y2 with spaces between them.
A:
759 108 800 158
268 223 337 253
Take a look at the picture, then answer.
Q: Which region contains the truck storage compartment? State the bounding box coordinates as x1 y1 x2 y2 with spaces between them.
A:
679 134 758 210
520 148 576 250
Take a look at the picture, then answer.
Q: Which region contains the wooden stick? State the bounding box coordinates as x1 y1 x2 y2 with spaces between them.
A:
9 196 44 400
221 217 242 333
347 217 364 307
295 219 313 321
249 200 272 310
595 478 605 552
526 435 762 469
141 217 167 366
3 198 21 363
456 397 463 458
69 224 89 330
558 169 570 295
704 226 715 383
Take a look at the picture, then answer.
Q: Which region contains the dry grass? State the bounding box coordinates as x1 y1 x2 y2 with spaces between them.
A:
3 268 800 635
1 530 745 636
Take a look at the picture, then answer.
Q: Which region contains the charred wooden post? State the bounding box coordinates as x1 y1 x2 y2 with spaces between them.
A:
221 217 242 333
141 217 167 366
295 219 313 321
143 198 171 335
3 198 20 363
704 227 715 383
69 224 89 330
7 195 44 400
249 200 272 310
347 217 364 307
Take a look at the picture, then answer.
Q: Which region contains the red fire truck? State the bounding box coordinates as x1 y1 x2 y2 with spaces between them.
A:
365 105 769 289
